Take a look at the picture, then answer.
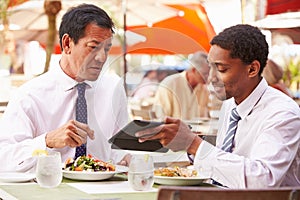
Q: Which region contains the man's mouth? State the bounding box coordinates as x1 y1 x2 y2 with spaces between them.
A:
89 66 102 71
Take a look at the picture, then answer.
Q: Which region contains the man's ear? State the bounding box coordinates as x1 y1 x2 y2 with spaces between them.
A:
248 60 260 77
61 34 72 54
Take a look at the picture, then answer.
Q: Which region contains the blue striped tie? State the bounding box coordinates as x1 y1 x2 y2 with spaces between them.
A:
221 108 241 152
75 83 87 158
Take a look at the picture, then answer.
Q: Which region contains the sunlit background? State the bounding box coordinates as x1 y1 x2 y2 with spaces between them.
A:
0 0 299 107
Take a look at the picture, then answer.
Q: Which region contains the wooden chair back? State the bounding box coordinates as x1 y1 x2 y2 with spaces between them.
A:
157 186 300 200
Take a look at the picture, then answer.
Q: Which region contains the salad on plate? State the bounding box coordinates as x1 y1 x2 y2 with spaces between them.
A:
64 154 115 172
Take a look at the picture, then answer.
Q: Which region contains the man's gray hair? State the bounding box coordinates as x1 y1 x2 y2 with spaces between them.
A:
188 51 208 70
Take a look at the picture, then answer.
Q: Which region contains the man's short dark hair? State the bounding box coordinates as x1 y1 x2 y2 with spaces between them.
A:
58 4 115 49
210 24 269 75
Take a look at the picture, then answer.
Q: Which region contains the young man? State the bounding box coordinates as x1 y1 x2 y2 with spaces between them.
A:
0 4 129 172
136 24 300 188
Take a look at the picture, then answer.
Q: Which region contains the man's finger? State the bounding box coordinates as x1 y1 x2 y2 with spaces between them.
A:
87 129 95 140
74 120 95 139
67 130 85 145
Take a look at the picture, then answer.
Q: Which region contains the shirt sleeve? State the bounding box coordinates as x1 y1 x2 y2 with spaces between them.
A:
194 110 300 188
0 97 48 172
194 141 246 188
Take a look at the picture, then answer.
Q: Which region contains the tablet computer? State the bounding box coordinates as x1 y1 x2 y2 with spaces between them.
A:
108 120 168 153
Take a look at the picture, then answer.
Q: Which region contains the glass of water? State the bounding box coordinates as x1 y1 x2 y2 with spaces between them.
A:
128 154 154 191
36 151 62 188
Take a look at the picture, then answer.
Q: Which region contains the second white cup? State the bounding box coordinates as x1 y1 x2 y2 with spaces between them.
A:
128 154 154 191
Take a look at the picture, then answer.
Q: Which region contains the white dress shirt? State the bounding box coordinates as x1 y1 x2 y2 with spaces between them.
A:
194 78 300 188
0 63 129 172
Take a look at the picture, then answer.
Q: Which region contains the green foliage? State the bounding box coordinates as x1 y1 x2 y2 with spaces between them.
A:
283 58 300 88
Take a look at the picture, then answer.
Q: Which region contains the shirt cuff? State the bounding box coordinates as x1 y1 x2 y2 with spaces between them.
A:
194 140 246 188
193 140 216 179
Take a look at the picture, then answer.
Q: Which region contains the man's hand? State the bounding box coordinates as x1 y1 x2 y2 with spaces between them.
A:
135 117 201 153
45 120 95 148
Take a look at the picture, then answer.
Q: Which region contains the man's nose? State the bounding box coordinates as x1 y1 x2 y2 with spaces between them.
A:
94 48 107 62
208 67 217 83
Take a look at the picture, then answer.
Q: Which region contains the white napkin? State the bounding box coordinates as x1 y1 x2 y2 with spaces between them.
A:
67 181 157 194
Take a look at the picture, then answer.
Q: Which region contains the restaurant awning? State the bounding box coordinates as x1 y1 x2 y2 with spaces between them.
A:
266 0 300 15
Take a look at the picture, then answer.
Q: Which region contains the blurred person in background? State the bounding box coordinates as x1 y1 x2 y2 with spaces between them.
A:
152 51 213 120
262 59 293 98
0 4 129 172
131 69 159 100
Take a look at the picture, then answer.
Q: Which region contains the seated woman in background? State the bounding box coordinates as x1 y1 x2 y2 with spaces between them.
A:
262 59 294 98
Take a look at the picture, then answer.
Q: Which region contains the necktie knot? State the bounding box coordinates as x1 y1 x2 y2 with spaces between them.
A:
77 83 86 95
230 108 241 122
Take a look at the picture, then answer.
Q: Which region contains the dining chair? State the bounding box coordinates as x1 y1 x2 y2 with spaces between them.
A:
157 186 300 200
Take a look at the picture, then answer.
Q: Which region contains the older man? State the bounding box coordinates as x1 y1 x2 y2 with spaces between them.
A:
153 51 213 120
0 4 129 172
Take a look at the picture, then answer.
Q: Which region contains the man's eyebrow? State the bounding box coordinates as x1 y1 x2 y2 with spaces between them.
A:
87 40 101 45
86 42 111 49
209 61 230 66
88 38 113 45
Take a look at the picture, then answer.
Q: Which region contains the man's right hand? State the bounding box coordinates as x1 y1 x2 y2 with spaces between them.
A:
45 120 95 148
135 117 200 153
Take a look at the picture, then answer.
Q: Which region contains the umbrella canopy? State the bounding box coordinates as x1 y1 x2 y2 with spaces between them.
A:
111 3 215 55
4 0 179 54
7 0 180 30
5 0 215 55
252 11 300 44
7 0 28 7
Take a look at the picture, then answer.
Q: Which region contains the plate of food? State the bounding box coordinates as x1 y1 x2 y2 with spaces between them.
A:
153 166 208 186
62 155 128 181
0 173 35 183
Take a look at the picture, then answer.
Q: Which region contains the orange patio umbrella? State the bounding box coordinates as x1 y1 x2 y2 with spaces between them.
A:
110 3 216 55
7 0 28 7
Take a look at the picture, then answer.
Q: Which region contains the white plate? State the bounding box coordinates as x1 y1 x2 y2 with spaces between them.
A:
154 176 208 186
62 165 128 181
0 173 35 183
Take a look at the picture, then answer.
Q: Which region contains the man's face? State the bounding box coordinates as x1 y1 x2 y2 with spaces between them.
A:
69 23 113 81
207 45 251 103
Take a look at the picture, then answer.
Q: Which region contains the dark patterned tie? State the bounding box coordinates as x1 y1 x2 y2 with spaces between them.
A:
221 108 241 152
75 83 87 158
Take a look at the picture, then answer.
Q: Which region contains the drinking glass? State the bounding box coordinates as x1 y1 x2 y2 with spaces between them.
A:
36 151 62 188
128 154 154 191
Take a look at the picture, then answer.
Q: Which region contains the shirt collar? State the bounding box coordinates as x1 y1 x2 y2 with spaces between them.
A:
237 78 268 119
52 63 97 91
